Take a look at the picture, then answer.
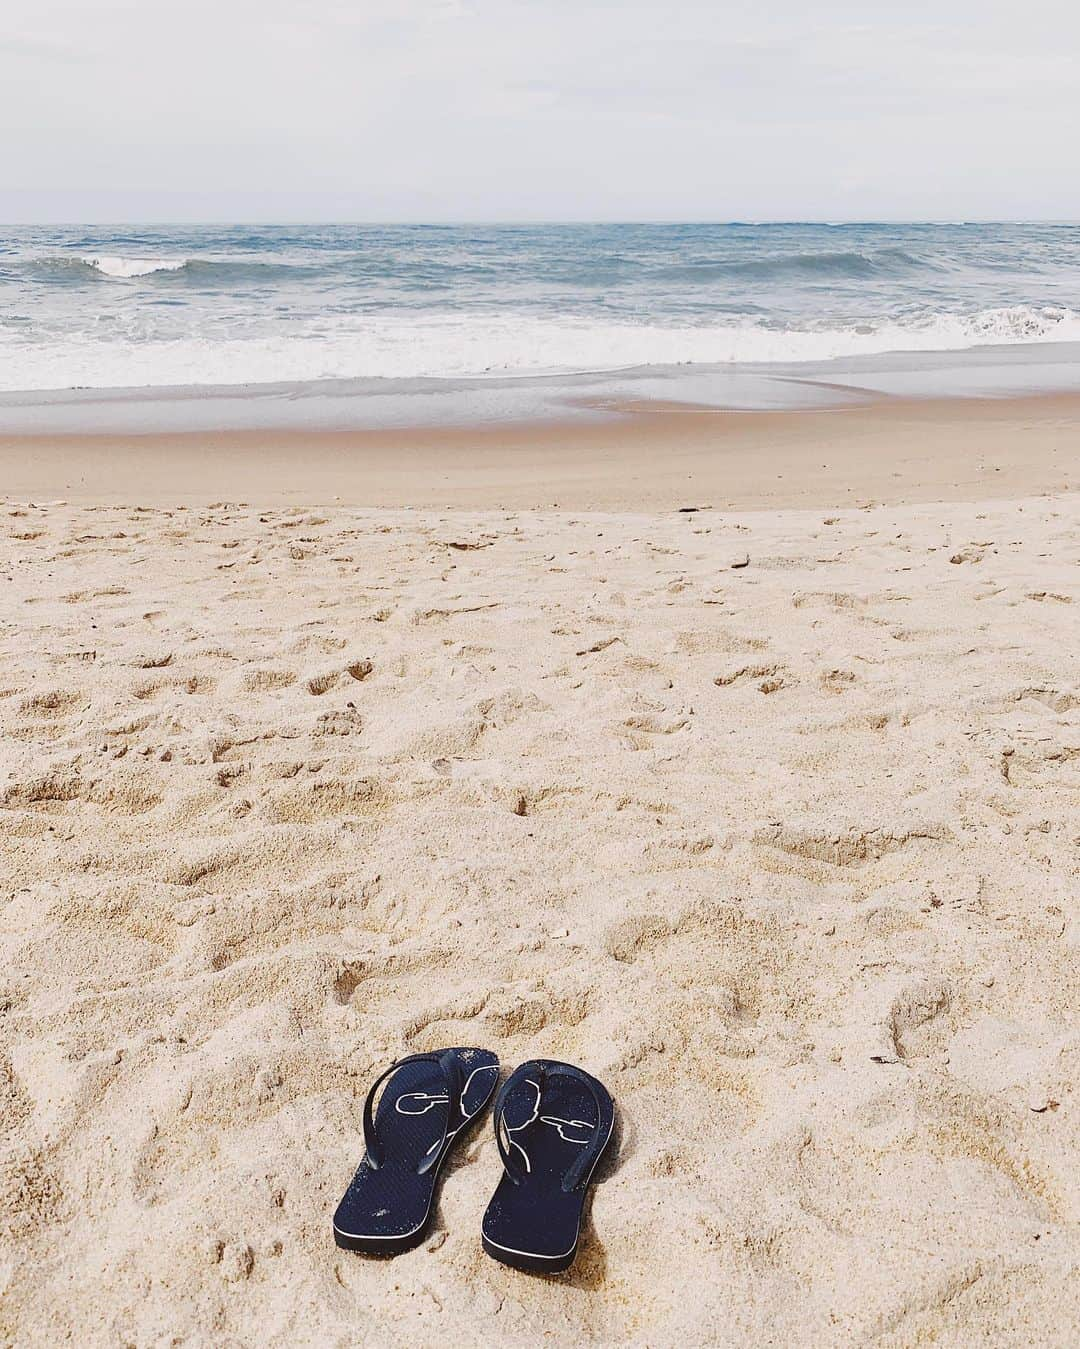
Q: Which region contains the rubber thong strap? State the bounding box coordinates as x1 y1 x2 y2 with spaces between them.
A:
494 1061 606 1194
362 1050 464 1175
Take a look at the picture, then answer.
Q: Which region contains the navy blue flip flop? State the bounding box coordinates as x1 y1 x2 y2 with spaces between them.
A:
481 1059 615 1273
333 1047 499 1255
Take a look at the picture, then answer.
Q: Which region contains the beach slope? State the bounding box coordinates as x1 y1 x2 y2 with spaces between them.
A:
1 470 1078 1343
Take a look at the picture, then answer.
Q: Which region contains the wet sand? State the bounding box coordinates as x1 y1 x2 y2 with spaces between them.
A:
4 391 1078 509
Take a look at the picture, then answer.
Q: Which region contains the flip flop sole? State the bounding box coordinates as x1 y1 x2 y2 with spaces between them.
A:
481 1059 615 1274
481 1223 587 1274
333 1047 499 1256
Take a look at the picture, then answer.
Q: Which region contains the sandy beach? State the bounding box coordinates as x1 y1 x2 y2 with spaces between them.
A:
1 403 1078 1345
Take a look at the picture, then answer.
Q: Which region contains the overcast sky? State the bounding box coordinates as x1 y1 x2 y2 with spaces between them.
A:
2 0 1078 221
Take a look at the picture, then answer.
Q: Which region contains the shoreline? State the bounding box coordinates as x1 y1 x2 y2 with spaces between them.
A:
4 339 1080 437
7 390 1079 510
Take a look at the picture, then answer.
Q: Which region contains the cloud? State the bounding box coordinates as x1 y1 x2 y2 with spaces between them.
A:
1 0 1078 219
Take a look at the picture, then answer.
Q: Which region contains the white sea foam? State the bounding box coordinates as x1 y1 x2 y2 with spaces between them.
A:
81 255 189 279
1 306 1078 393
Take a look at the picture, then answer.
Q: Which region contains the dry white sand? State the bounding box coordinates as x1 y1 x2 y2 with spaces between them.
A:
1 492 1078 1345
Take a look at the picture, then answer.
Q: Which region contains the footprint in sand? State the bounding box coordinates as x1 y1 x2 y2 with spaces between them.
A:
819 668 857 694
315 707 364 736
714 663 789 694
242 668 297 693
755 818 948 868
306 671 340 695
869 976 952 1063
19 689 82 718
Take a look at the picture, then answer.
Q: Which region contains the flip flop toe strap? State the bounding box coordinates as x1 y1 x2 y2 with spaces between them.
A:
362 1049 465 1174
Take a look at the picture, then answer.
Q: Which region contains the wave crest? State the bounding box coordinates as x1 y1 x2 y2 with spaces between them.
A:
83 255 189 278
662 247 929 283
31 255 310 283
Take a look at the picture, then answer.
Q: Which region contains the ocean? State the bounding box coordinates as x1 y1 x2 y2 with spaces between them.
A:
1 222 1078 424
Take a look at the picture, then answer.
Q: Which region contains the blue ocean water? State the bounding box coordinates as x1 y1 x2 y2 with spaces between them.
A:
0 222 1077 392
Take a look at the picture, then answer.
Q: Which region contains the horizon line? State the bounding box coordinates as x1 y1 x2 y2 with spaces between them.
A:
2 217 1079 228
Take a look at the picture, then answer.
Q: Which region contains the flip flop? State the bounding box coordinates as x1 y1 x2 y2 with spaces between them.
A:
482 1058 615 1273
333 1047 499 1255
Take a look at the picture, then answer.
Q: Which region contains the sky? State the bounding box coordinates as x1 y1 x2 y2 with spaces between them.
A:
2 0 1078 222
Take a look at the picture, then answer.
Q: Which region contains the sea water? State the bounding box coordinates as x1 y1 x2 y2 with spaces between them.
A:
1 221 1078 414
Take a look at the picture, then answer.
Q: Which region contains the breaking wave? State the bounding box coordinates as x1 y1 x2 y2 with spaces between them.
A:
81 255 189 279
1 305 1078 393
30 255 315 284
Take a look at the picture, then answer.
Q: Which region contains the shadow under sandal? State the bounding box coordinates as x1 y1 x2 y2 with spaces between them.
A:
333 1047 499 1255
482 1059 615 1274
